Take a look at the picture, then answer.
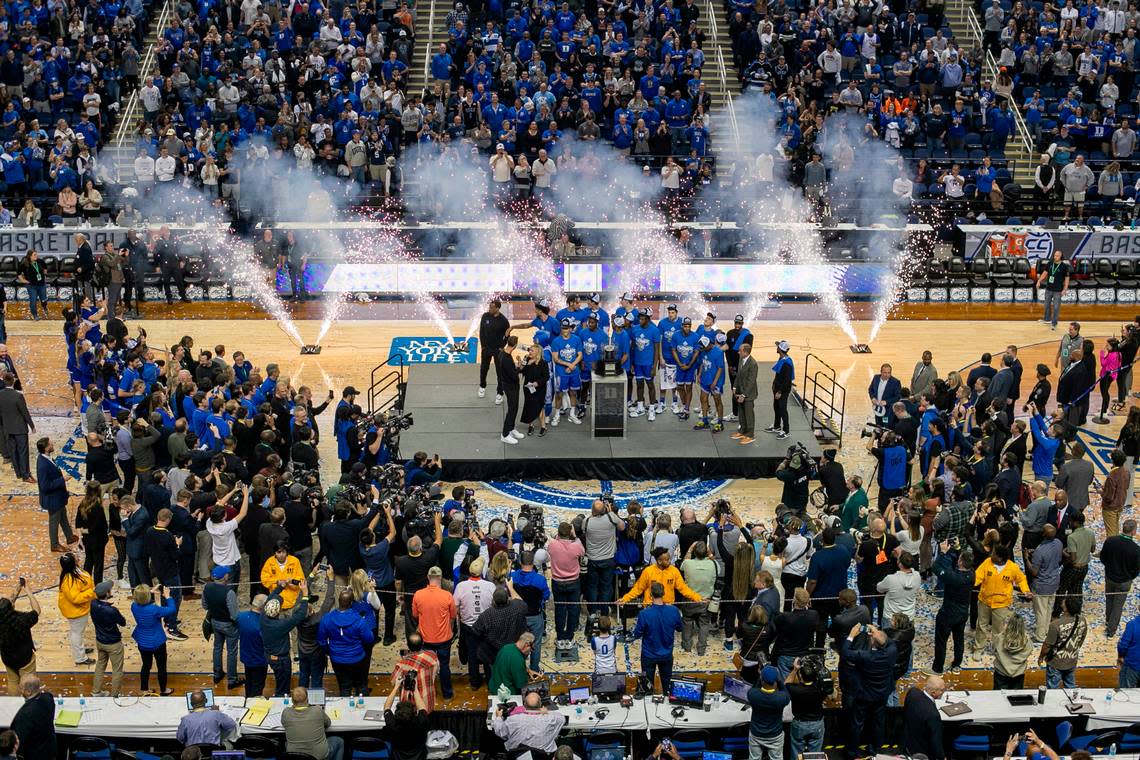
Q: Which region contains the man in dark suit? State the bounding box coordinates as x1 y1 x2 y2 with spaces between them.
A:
11 676 56 760
36 437 75 551
867 363 902 426
902 676 946 759
0 372 34 481
1006 344 1024 415
732 342 759 444
1046 489 1075 541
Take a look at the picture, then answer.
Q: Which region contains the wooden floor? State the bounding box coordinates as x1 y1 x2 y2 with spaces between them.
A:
4 300 1137 699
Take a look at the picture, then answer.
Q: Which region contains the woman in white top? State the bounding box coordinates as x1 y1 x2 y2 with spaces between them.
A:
758 535 785 611
886 498 924 557
644 513 679 563
779 517 813 611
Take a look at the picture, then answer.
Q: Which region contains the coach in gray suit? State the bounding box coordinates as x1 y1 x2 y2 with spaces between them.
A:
0 372 35 481
733 343 759 443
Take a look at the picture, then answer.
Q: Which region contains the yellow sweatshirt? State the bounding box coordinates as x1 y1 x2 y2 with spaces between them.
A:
620 564 701 605
975 558 1029 609
58 572 96 619
260 555 305 609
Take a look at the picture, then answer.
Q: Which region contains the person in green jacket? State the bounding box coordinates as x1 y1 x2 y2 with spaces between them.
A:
840 476 870 532
488 631 538 695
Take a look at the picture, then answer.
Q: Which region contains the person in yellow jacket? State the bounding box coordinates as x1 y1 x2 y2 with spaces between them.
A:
974 543 1031 651
260 540 306 610
58 552 97 665
620 547 703 606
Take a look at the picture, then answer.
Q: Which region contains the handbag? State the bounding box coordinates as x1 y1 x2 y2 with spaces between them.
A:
202 617 212 641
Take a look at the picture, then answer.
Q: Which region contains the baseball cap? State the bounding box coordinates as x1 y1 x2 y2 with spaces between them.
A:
533 330 551 346
715 331 727 344
211 565 231 580
621 291 633 301
496 142 505 149
698 336 711 349
536 298 551 311
640 307 652 317
612 315 626 327
667 303 678 312
588 312 598 322
343 386 359 396
682 317 692 325
427 566 442 578
734 314 745 323
761 665 780 685
263 597 282 618
94 581 113 597
706 311 716 320
776 340 791 352
588 293 600 304
560 317 572 328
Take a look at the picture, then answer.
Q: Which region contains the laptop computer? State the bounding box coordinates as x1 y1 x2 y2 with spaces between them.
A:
308 688 326 706
939 701 972 717
722 676 750 704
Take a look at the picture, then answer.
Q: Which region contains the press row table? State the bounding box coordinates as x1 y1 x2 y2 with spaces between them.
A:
939 688 1140 730
0 694 388 740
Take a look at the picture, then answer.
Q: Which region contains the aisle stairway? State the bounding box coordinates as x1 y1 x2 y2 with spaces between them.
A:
696 0 742 171
406 0 444 97
943 0 1036 183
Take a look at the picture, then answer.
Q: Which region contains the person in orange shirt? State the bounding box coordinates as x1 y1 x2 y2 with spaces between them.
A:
260 540 305 610
411 566 458 700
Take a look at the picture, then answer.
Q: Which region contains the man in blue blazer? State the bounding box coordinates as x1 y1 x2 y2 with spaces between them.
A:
36 437 75 551
867 364 903 426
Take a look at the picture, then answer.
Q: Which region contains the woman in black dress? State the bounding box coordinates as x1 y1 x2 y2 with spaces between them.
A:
75 480 118 584
520 342 550 436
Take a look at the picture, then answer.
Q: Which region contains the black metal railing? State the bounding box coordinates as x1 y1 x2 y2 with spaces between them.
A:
801 353 846 447
368 354 407 416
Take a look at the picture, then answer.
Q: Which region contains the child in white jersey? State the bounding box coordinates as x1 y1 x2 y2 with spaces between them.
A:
591 616 617 674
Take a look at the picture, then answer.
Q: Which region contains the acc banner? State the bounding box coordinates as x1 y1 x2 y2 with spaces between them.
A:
389 337 478 364
962 228 1140 262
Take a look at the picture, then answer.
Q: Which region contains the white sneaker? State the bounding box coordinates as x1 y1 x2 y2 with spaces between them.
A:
630 405 645 418
648 406 656 421
495 394 503 405
501 435 519 444
655 401 665 413
478 387 486 398
724 413 738 421
568 412 582 424
511 429 525 439
551 411 561 426
671 402 681 414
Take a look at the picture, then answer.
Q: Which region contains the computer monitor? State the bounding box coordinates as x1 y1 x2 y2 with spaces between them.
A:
701 753 733 760
308 688 325 706
185 688 214 711
591 673 625 701
568 686 591 705
722 675 750 703
211 753 247 760
668 678 705 707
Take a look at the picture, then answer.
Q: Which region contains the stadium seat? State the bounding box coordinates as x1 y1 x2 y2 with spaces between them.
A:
952 721 995 758
234 734 281 758
69 736 111 759
0 257 18 287
671 729 711 759
1057 720 1073 750
1068 729 1124 753
349 736 391 759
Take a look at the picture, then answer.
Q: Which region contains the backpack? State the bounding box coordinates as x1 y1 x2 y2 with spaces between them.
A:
1018 481 1032 509
94 256 112 288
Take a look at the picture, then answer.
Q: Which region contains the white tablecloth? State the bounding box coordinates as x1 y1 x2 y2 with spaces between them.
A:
486 695 649 731
939 688 1140 728
0 695 388 740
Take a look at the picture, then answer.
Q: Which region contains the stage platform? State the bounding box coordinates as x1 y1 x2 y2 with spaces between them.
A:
399 364 822 480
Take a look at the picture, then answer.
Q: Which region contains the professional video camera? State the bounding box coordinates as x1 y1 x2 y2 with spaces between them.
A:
860 421 890 439
517 504 547 546
785 442 814 473
385 410 414 433
713 498 734 518
289 462 321 490
403 485 445 543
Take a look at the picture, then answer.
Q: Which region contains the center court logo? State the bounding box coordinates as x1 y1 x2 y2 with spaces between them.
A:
484 479 731 509
389 337 478 364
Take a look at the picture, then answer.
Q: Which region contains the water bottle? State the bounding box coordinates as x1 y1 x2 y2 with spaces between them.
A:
78 694 85 710
1107 690 1115 708
497 683 510 704
283 694 290 707
56 696 63 709
1109 743 1117 756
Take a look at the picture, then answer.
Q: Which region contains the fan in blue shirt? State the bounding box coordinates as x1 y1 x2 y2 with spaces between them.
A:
516 298 560 336
550 319 583 425
695 312 717 343
576 313 608 390
629 309 661 419
694 332 727 432
671 318 701 420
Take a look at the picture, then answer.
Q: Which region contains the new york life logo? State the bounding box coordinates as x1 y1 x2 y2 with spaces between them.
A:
389 337 479 364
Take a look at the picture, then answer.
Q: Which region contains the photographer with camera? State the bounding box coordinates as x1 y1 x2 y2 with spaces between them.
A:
869 430 910 510
776 443 814 515
815 448 846 512
510 551 549 672
580 499 626 618
395 511 444 638
404 451 442 488
316 484 385 589
786 655 832 757
856 517 898 627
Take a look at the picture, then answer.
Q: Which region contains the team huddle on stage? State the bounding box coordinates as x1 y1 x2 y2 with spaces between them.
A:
513 292 766 434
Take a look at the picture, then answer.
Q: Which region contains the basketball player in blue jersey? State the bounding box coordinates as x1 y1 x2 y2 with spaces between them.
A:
695 331 728 432
532 329 556 425
585 293 610 330
513 298 560 336
550 318 584 425
628 308 662 421
613 292 636 323
610 315 632 383
657 303 683 414
695 312 717 343
556 294 586 326
576 313 608 415
671 317 701 420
